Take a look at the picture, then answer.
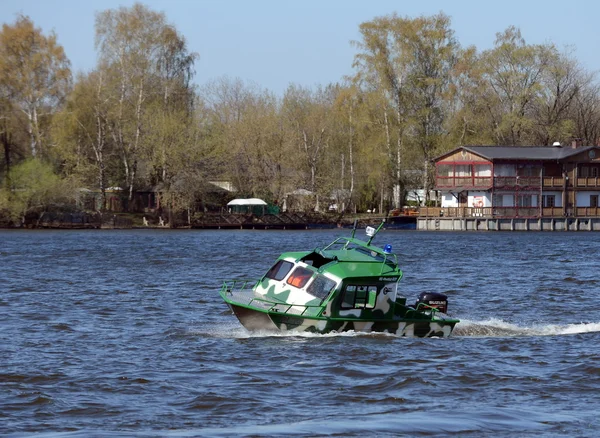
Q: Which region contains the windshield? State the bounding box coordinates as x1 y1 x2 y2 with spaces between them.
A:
265 260 293 281
286 266 313 288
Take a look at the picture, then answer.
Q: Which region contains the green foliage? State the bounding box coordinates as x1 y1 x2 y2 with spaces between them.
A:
0 159 77 221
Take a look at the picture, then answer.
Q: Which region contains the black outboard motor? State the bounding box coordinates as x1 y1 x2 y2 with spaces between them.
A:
415 292 448 314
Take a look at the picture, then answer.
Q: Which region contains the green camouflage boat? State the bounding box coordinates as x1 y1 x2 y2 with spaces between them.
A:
220 221 459 337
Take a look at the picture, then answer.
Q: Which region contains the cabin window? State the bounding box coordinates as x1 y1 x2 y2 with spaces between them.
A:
286 266 313 289
306 275 337 300
341 285 377 309
265 260 293 281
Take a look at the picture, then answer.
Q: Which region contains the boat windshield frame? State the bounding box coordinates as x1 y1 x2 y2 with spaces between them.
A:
321 237 398 267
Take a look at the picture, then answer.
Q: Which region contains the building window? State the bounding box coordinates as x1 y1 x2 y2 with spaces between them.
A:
543 195 555 208
517 195 537 207
581 166 599 178
455 165 471 177
591 195 599 208
474 164 491 176
517 165 538 177
492 194 503 207
494 164 516 177
437 164 452 177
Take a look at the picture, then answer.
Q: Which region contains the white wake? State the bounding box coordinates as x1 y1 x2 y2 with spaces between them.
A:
453 318 600 337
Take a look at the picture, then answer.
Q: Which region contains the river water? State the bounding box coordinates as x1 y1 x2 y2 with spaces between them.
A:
2 229 600 437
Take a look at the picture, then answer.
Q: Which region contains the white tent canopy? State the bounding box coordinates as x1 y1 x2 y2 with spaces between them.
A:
227 198 267 206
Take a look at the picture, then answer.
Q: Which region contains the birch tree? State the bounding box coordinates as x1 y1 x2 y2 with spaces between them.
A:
282 84 333 199
478 26 554 145
352 13 459 206
52 70 113 210
94 3 197 207
0 15 71 158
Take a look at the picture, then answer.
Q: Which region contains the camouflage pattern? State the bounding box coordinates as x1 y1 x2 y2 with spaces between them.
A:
220 222 459 338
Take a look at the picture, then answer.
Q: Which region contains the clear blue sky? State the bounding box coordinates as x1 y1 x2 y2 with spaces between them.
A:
2 0 599 95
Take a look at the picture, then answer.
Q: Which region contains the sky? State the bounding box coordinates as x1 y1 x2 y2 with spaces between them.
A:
2 0 600 95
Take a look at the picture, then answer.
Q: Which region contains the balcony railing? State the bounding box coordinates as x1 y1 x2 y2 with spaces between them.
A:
436 176 492 188
419 206 600 218
574 207 600 216
542 176 565 187
576 177 600 187
437 176 546 189
437 175 600 189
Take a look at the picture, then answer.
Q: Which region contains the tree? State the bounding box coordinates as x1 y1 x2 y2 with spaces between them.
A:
94 3 197 206
530 49 583 145
478 26 554 145
52 70 113 210
0 15 71 158
352 14 410 208
572 77 600 146
352 13 460 206
200 77 292 203
0 158 76 223
282 84 334 199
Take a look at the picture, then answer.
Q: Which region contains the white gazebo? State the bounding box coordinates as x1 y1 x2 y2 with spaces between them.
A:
227 198 268 215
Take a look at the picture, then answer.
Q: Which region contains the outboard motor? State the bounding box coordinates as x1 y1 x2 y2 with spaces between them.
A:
415 292 448 314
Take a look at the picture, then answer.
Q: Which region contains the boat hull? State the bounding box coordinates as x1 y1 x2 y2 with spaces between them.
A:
227 303 457 338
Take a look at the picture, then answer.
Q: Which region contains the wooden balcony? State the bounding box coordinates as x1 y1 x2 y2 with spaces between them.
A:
494 176 541 188
437 176 599 189
542 177 565 188
436 176 492 189
575 177 600 188
436 176 547 189
574 207 600 216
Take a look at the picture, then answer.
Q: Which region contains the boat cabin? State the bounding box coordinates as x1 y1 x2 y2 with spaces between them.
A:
254 236 405 320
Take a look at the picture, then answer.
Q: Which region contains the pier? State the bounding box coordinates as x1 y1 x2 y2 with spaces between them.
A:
417 216 600 231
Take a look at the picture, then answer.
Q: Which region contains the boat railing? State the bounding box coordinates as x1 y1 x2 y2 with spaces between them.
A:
222 279 257 294
414 302 441 315
220 280 323 317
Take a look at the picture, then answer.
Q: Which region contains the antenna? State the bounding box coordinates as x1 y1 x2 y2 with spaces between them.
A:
351 219 358 238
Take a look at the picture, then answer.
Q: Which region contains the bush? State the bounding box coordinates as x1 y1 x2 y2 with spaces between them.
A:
0 159 78 223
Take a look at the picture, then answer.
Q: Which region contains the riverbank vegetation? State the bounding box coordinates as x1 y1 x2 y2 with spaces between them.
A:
2 3 600 225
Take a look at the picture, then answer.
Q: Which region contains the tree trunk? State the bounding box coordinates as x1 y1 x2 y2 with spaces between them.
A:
1 122 12 187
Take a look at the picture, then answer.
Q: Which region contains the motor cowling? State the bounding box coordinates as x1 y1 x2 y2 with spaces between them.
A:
415 292 448 314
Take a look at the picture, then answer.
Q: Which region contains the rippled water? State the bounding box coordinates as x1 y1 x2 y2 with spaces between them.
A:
2 229 600 437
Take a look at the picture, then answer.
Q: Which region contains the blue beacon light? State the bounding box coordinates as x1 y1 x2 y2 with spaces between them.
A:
383 244 392 254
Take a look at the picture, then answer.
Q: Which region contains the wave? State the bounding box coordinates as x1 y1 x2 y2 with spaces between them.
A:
454 318 600 337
